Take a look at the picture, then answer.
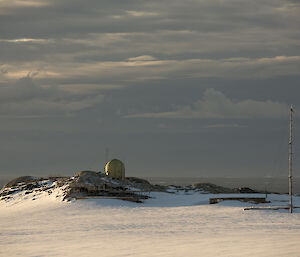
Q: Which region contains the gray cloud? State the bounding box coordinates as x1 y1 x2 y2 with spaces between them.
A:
1 0 299 85
0 77 105 116
125 88 289 119
0 0 299 178
1 56 299 87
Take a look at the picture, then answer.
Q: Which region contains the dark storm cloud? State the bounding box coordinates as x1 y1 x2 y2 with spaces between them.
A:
0 0 299 178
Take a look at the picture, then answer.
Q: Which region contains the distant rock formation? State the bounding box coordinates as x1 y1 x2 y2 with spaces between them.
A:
233 187 260 194
193 183 262 194
0 172 262 204
193 183 235 194
3 176 38 189
0 171 165 203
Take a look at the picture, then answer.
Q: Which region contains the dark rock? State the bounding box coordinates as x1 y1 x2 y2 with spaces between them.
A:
25 183 39 190
1 188 19 196
75 170 99 177
67 171 108 198
48 176 69 181
152 184 167 191
193 183 235 194
126 177 151 185
234 187 259 193
125 177 166 191
3 176 38 189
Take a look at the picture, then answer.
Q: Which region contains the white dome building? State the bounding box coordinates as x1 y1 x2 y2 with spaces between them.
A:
105 159 125 180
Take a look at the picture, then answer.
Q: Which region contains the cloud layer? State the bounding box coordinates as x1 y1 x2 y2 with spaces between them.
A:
0 0 299 117
0 77 105 116
125 88 289 119
0 0 299 177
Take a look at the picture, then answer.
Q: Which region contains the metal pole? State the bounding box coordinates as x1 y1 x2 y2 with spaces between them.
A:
105 147 109 164
289 105 293 213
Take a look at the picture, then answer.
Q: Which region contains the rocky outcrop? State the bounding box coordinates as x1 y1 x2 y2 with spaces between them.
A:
0 178 57 201
193 183 235 194
3 176 38 189
0 172 261 203
193 183 261 194
126 177 151 185
75 170 105 177
233 187 260 194
125 177 167 191
62 172 151 201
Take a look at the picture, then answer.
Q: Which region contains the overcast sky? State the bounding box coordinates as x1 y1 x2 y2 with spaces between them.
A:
0 0 299 178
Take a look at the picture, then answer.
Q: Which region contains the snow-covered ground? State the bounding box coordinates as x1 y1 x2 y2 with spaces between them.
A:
1 188 300 257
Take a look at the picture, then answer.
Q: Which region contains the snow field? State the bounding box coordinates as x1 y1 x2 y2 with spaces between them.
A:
1 191 300 257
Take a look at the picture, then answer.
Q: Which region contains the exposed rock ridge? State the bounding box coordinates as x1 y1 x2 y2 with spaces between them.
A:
0 172 261 203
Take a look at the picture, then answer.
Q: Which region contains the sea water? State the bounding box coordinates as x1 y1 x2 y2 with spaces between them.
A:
145 177 300 194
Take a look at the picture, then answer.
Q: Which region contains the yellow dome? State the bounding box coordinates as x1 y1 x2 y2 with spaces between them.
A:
105 159 125 180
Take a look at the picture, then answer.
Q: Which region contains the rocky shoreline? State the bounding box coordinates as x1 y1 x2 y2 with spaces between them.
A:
0 171 266 203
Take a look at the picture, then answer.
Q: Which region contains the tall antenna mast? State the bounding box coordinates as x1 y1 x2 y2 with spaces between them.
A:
105 147 109 164
289 105 293 213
